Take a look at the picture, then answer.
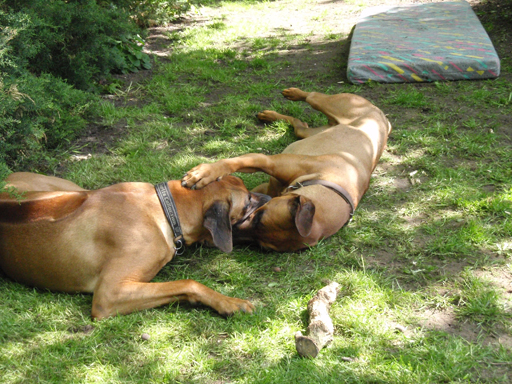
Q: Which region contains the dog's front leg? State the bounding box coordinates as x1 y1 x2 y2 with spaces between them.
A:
183 154 273 189
91 279 254 319
183 154 317 190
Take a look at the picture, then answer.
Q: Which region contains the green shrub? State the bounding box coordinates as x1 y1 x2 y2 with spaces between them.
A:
104 0 195 27
2 0 151 91
0 74 98 171
0 0 156 177
113 33 152 74
0 0 194 180
0 3 98 174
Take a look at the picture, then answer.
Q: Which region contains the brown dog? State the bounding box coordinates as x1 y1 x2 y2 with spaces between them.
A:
182 88 391 251
0 172 269 319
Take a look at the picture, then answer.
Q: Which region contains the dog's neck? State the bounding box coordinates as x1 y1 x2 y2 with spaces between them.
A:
165 181 211 245
288 184 353 239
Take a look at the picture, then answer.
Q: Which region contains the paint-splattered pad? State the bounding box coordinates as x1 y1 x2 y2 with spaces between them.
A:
347 1 500 84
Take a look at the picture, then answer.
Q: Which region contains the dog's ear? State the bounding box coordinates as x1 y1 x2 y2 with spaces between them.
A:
292 195 315 237
203 201 233 253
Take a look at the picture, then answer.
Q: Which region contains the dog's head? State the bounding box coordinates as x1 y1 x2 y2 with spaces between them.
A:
200 176 270 253
232 193 316 252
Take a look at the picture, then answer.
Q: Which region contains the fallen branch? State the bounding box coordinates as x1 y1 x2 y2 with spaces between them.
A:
295 282 340 358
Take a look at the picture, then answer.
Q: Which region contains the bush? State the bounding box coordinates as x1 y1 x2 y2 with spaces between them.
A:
0 73 97 171
111 0 195 27
2 0 151 91
0 0 193 181
0 0 155 178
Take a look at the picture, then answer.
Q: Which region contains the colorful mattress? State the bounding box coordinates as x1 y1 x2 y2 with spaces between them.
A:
347 1 500 84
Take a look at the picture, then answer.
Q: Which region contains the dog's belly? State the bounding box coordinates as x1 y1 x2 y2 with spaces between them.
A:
283 123 382 158
283 125 371 156
284 125 377 172
0 219 101 293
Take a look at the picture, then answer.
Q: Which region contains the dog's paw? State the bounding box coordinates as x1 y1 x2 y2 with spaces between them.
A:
182 164 216 189
282 88 307 101
182 162 233 189
257 110 279 122
216 297 255 317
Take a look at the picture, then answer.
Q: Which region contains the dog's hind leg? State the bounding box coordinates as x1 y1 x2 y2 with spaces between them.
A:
259 88 352 139
282 88 351 127
5 172 86 192
282 88 342 128
284 88 384 131
283 87 383 129
257 110 330 139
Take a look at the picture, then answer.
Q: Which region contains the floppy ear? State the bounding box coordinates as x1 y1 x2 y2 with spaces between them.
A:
292 195 315 237
203 201 233 253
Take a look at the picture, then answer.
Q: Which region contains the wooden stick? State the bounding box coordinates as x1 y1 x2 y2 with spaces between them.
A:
295 282 340 358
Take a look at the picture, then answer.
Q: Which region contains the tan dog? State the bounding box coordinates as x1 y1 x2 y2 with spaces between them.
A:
182 88 391 251
0 172 269 319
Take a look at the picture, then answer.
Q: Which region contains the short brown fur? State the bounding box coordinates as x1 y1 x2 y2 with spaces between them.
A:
0 172 268 318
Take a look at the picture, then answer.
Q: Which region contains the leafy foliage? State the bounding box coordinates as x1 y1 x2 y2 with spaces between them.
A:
0 74 97 171
0 0 169 179
112 34 152 74
106 0 195 27
2 0 151 90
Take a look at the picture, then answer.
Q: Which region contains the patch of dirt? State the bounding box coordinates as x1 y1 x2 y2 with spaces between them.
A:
71 122 125 157
418 307 512 348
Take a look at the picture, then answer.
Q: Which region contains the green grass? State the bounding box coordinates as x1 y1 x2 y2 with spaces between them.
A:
2 0 512 383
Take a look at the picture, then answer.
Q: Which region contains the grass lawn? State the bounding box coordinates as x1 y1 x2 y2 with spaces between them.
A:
1 0 512 382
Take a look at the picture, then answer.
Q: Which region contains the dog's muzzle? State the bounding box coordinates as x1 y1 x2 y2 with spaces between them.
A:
236 192 271 225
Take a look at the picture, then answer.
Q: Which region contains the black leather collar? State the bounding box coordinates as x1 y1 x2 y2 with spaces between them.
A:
287 179 355 225
155 182 185 255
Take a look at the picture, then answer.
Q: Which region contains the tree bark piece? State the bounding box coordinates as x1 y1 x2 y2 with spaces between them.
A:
295 282 340 358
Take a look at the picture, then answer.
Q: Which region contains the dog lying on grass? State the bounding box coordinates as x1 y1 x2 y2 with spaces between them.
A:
0 172 269 319
183 88 391 251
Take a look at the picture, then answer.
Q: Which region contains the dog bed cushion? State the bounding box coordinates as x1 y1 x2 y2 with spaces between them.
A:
347 1 500 83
